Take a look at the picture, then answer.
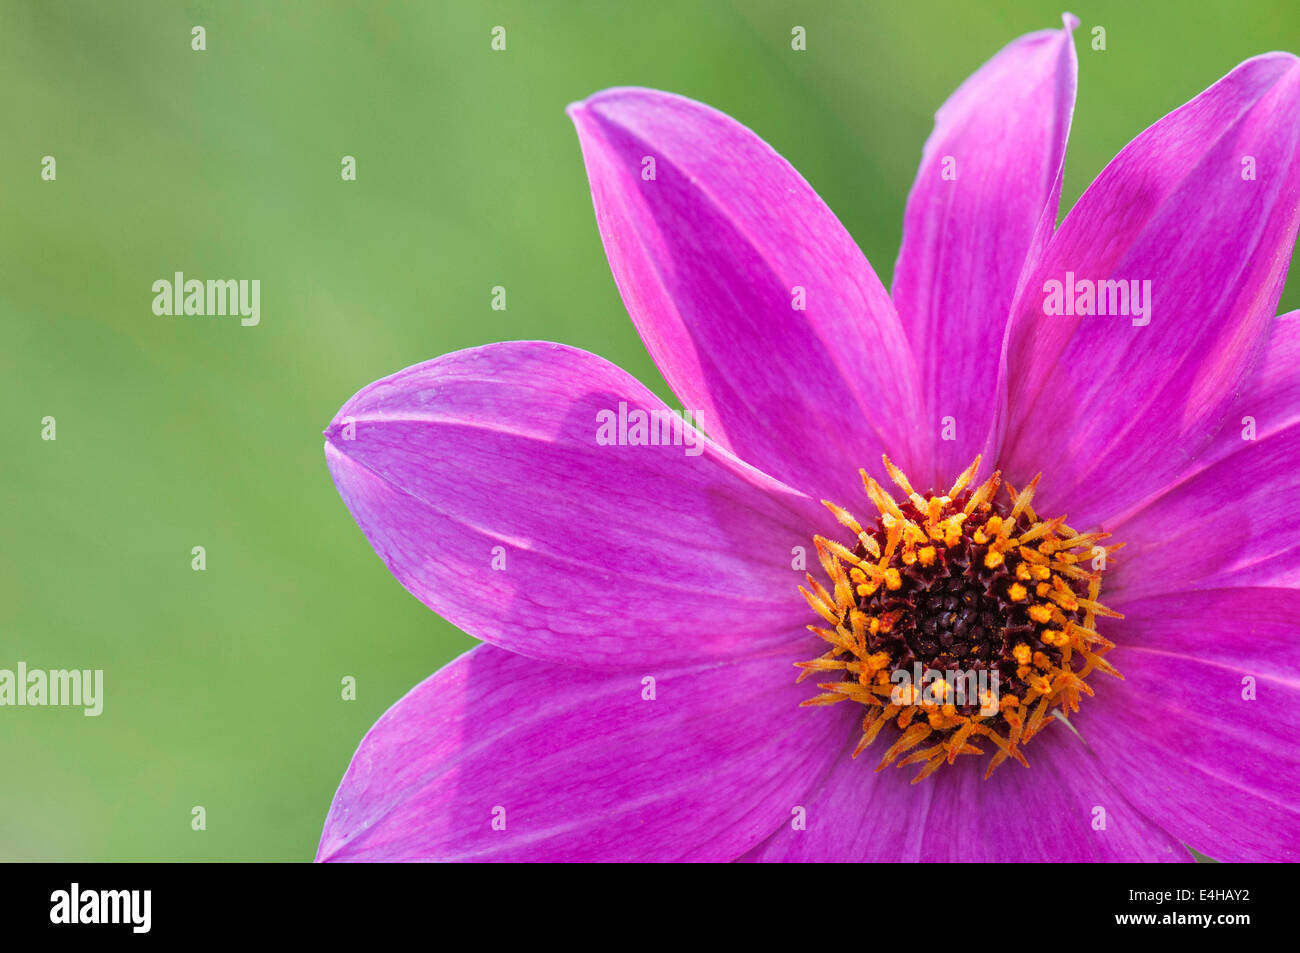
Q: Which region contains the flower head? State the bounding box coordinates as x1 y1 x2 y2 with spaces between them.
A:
317 15 1300 862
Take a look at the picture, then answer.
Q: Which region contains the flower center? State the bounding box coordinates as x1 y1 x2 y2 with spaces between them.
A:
798 455 1122 781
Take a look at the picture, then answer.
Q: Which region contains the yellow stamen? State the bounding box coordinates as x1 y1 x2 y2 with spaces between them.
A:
797 454 1121 781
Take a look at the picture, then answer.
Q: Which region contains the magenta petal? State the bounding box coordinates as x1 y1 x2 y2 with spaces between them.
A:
316 641 845 862
568 87 927 505
1197 309 1300 471
1082 588 1300 861
1107 313 1300 602
998 54 1300 529
741 727 1187 862
893 14 1077 489
325 342 830 667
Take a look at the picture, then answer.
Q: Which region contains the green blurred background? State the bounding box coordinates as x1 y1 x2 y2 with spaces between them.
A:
2 0 1296 861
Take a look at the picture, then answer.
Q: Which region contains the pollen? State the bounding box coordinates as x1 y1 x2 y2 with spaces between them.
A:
796 455 1123 782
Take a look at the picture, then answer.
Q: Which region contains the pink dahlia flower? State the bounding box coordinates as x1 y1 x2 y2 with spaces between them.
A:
317 15 1300 862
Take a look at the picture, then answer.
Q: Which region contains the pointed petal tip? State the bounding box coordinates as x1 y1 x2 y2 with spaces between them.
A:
1234 50 1300 74
322 418 348 446
566 86 641 115
565 86 702 124
1061 12 1079 32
